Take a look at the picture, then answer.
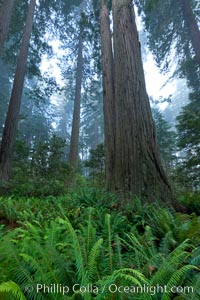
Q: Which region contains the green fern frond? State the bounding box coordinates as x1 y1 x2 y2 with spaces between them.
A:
86 207 96 256
126 232 149 258
87 238 103 282
115 234 123 269
190 247 200 266
8 244 36 286
99 268 147 286
190 274 200 300
159 231 177 255
0 281 26 300
113 268 147 286
79 207 97 265
165 239 192 265
97 268 147 299
144 226 157 257
122 232 150 268
162 265 198 300
149 207 175 235
151 240 193 286
58 217 85 281
105 214 113 274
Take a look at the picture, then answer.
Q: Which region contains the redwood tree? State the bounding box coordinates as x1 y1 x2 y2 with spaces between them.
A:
68 25 83 171
0 0 36 182
180 0 200 65
111 0 173 202
0 0 16 53
100 0 116 189
134 0 200 71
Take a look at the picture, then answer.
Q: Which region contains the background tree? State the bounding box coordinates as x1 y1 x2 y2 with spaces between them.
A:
135 0 200 192
0 0 16 52
176 97 200 190
0 59 12 135
180 0 200 65
68 23 84 172
135 0 200 72
152 107 177 174
85 143 105 181
163 79 189 128
0 0 81 183
0 0 37 183
54 0 104 179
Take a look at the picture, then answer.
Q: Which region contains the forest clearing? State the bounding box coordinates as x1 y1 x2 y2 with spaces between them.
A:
0 0 199 299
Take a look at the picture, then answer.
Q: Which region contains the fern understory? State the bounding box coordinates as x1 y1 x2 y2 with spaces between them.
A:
0 188 200 300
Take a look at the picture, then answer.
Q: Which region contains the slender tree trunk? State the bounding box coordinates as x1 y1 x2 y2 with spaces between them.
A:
0 0 16 53
0 0 36 183
68 26 83 171
93 119 99 149
112 0 174 203
100 0 116 189
180 0 200 65
24 100 34 149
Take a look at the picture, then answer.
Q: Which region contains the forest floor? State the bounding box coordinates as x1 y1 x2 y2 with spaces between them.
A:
0 186 200 299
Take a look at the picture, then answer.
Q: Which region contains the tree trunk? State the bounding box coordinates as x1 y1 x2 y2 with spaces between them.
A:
100 0 116 189
112 0 174 203
0 0 36 183
0 0 16 53
180 0 200 65
68 26 83 171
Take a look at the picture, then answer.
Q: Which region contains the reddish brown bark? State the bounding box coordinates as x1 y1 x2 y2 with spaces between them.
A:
100 0 116 189
180 0 200 65
0 0 16 53
68 27 83 171
0 0 36 182
112 0 174 203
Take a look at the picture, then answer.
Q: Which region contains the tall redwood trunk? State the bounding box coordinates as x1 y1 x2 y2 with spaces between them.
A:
68 27 83 171
0 0 16 53
180 0 200 65
0 0 36 182
100 0 116 189
112 0 173 203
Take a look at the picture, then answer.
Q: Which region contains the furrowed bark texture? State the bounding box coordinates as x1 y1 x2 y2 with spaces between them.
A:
180 0 200 65
100 0 116 189
112 0 173 202
0 0 16 53
69 27 83 171
0 0 36 182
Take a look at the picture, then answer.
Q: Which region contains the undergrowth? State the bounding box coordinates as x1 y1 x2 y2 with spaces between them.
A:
0 188 199 299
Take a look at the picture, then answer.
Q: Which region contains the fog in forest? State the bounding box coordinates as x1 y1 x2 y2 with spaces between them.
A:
0 1 199 298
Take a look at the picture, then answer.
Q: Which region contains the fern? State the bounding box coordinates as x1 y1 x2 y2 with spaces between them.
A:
162 265 198 300
145 206 175 241
105 214 113 274
151 240 192 286
97 268 147 299
58 217 85 282
189 274 200 300
159 231 177 255
79 207 97 266
0 281 26 300
122 231 163 271
115 234 123 269
190 247 200 266
86 208 96 257
183 247 200 300
144 226 157 257
1 219 73 300
87 238 103 282
114 268 147 284
1 193 200 300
